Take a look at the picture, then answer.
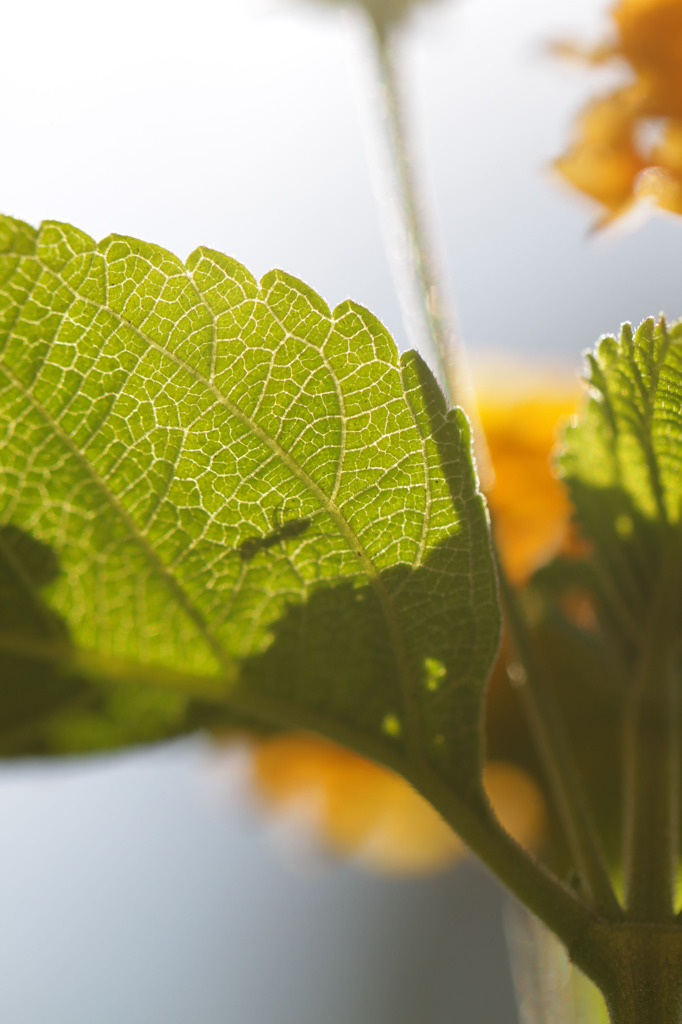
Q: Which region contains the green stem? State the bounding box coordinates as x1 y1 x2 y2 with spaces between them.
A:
5 625 608 970
360 12 490 478
496 557 622 920
31 634 597 955
624 543 680 921
605 972 682 1024
578 922 682 1024
411 762 599 954
368 15 458 399
360 6 623 933
623 671 679 921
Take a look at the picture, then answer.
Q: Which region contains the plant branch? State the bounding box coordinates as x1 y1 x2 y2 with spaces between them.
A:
496 556 622 920
368 15 457 396
411 762 599 952
624 539 680 921
357 11 490 476
353 10 620 937
14 630 599 952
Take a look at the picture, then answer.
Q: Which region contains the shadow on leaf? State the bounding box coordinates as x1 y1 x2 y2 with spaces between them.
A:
237 531 496 795
0 524 90 754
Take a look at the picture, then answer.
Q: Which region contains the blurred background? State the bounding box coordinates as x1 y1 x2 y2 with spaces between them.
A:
1 0 681 1019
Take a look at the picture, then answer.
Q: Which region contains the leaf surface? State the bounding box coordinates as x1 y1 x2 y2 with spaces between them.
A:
0 524 91 751
0 216 499 795
559 317 682 623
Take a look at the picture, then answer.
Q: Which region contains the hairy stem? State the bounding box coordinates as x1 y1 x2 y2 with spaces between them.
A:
624 542 681 921
66 640 598 954
356 2 621 936
577 922 682 1024
409 763 598 953
368 16 458 396
624 675 679 921
357 11 490 476
496 557 622 920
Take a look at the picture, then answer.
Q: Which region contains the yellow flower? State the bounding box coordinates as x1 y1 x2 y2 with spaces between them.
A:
243 385 577 875
555 0 682 224
615 0 682 113
478 381 579 584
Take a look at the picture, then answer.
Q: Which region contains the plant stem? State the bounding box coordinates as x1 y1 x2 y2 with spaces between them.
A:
605 970 682 1024
623 667 679 921
358 11 490 477
69 637 596 946
410 762 598 953
16 625 606 967
356 0 623 931
580 922 682 1024
624 542 680 921
367 16 458 396
496 556 622 920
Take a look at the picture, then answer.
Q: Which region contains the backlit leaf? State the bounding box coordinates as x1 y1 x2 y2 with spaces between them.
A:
0 215 499 799
558 317 682 626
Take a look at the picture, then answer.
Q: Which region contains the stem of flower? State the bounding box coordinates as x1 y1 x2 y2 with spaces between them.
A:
367 15 457 394
496 555 623 920
355 10 490 478
623 537 680 921
408 761 599 953
574 922 682 1024
12 615 604 972
623 666 679 922
70 635 597 949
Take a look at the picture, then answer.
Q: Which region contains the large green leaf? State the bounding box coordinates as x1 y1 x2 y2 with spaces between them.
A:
0 215 499 797
558 317 682 625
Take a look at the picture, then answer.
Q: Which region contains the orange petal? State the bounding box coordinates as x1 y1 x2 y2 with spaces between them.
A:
576 88 643 145
484 761 547 855
651 120 682 174
251 734 546 875
554 1 682 219
478 385 579 583
614 0 682 91
251 733 464 873
636 166 682 213
554 91 646 218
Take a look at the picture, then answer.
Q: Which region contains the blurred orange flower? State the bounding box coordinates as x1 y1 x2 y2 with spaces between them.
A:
245 382 577 875
252 733 546 874
555 0 682 225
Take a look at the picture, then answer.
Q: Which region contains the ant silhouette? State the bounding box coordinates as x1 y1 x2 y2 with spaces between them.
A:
238 504 312 562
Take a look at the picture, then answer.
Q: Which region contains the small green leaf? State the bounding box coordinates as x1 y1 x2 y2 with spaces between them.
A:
0 216 499 799
0 523 258 756
559 317 682 621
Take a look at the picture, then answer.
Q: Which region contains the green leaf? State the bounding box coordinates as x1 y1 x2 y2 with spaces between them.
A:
0 525 261 757
0 524 90 752
0 215 499 798
558 317 682 623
